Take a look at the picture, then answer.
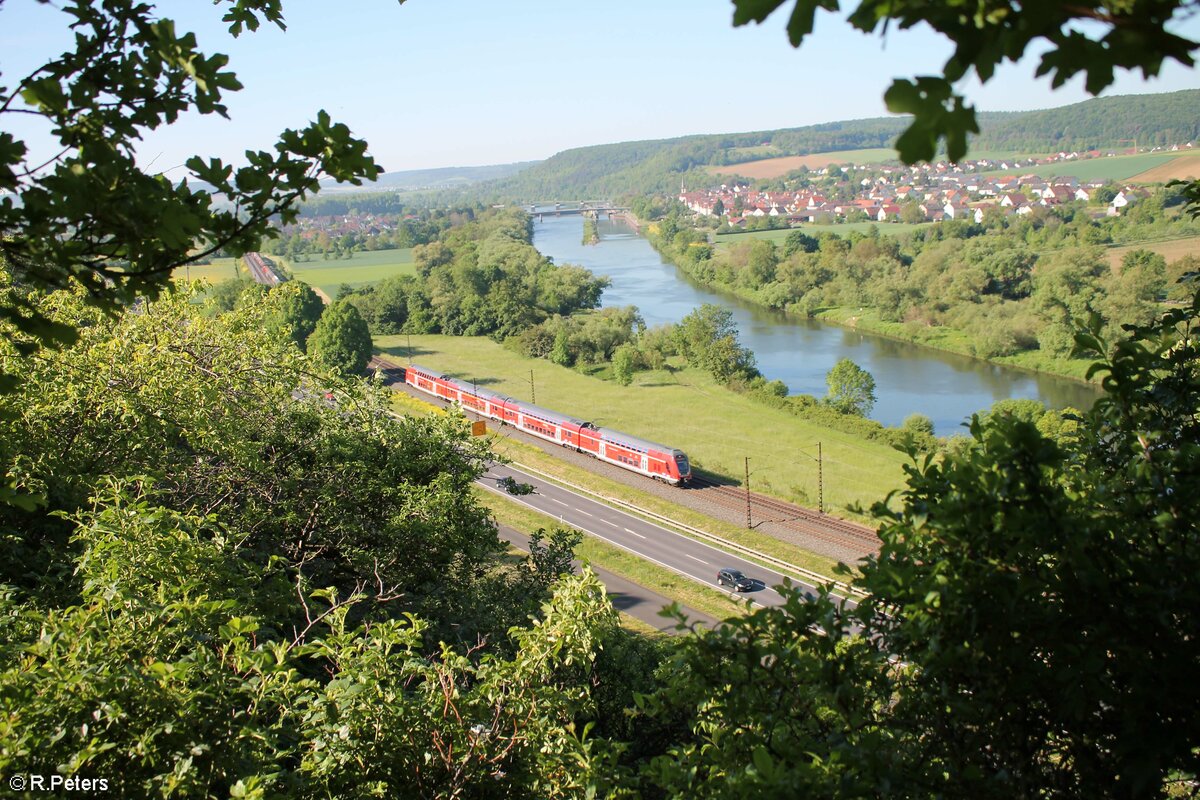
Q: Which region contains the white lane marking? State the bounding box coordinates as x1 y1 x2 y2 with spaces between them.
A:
623 527 646 539
476 481 759 612
598 517 620 527
576 509 593 517
546 497 568 506
686 554 710 565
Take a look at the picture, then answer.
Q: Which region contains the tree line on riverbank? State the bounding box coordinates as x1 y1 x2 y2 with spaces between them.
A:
643 188 1199 379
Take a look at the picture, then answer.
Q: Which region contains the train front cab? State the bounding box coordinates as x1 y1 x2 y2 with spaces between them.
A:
670 449 692 485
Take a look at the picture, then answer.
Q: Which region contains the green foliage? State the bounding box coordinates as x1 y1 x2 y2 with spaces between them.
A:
269 281 325 351
205 276 268 314
0 0 380 364
307 298 372 376
0 494 621 797
649 202 1200 377
513 307 643 367
0 283 498 604
824 357 876 416
611 343 638 386
643 288 1200 797
674 304 759 384
344 210 608 343
901 412 935 437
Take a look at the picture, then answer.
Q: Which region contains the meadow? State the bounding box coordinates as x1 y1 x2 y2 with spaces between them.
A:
172 257 242 285
289 248 416 297
374 333 911 517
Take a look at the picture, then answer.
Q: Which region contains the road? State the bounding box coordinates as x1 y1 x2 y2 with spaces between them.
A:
495 525 718 634
478 462 822 612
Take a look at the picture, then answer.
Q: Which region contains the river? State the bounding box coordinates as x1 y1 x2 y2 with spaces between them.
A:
531 214 1101 436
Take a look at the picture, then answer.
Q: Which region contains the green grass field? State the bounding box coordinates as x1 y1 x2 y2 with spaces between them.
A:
289 248 416 297
172 257 243 285
170 249 415 299
376 334 910 517
980 151 1182 183
715 221 933 248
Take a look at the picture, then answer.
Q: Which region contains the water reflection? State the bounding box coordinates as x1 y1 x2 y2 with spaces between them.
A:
532 214 1099 435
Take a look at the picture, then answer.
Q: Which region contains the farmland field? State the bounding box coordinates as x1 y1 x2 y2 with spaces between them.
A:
1105 236 1200 269
981 152 1183 183
375 333 909 517
1130 154 1200 183
289 248 416 297
171 257 242 285
705 148 899 179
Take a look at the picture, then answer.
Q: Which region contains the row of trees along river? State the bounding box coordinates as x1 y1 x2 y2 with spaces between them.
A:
531 213 1101 436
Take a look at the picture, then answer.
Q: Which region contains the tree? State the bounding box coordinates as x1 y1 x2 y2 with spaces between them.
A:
733 1 1199 166
783 229 819 256
825 357 876 416
611 343 637 386
901 412 935 437
270 281 325 351
549 327 574 366
308 298 372 376
675 304 758 383
0 1 380 366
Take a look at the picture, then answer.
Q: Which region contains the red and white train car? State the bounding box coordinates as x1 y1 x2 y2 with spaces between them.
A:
404 364 692 485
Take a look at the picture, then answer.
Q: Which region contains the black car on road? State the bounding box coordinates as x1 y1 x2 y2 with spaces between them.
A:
717 568 755 592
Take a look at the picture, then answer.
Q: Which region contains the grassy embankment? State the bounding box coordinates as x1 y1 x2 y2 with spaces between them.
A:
376 334 908 523
811 306 1101 381
174 257 243 284
390 380 852 581
392 383 847 627
474 489 747 628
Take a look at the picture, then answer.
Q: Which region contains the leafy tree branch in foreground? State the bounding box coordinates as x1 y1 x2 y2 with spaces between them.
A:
0 0 383 356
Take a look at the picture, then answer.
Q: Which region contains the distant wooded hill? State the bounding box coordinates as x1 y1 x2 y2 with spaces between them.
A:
472 89 1199 201
319 161 540 193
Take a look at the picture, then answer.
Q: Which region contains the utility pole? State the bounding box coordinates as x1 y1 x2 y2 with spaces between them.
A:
817 441 824 515
529 369 536 404
406 333 412 362
744 456 752 529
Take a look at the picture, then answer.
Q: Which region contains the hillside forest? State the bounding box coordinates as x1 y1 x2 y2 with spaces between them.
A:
470 90 1200 202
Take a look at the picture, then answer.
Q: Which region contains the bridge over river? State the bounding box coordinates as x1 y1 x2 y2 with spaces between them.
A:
528 201 629 218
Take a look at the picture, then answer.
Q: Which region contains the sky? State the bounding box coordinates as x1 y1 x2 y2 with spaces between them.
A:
3 0 1199 178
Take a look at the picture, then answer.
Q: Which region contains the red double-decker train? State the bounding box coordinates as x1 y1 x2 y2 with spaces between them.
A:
403 364 692 485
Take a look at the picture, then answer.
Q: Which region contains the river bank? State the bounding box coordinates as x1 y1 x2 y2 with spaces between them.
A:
638 219 1101 388
533 214 1100 435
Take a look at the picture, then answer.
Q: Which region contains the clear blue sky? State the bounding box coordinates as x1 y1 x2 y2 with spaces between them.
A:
3 0 1199 177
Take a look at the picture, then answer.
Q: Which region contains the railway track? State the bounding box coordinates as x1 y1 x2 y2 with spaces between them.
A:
372 354 880 559
688 475 879 554
243 252 283 286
